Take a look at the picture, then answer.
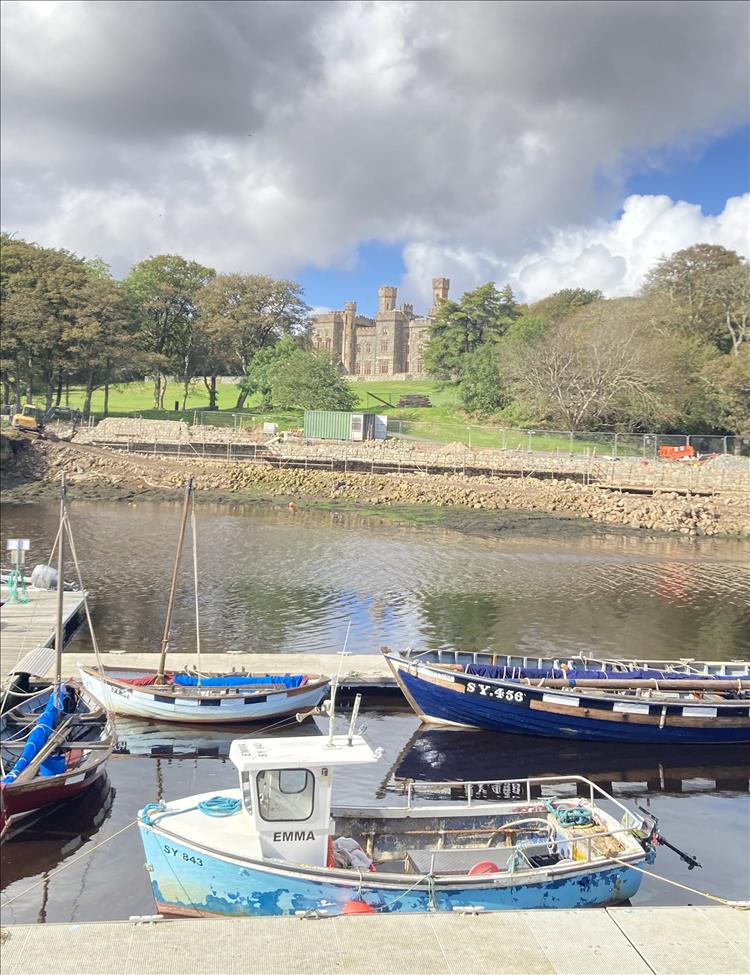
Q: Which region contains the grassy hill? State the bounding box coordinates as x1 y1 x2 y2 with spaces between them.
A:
50 379 621 454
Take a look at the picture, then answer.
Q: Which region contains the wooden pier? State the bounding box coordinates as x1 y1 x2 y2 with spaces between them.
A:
0 588 86 681
0 906 746 975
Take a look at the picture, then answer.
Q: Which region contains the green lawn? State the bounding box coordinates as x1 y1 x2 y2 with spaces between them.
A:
56 379 628 454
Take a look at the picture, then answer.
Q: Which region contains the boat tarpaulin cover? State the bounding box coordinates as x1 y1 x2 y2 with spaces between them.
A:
172 674 307 688
1 691 63 783
465 665 738 683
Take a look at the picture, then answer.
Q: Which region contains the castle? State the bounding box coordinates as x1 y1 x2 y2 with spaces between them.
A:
311 278 450 378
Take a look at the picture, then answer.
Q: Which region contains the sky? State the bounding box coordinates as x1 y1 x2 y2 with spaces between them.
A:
1 0 749 317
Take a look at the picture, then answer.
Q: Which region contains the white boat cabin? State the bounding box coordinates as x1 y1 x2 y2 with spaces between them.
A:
228 734 379 867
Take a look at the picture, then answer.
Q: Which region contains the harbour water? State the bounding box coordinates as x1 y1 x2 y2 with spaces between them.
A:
1 500 748 921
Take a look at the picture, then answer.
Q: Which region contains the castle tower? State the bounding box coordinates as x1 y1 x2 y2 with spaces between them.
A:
378 286 397 313
430 277 450 316
342 301 357 374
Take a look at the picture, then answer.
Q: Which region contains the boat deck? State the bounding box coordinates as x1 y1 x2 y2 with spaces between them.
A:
1 906 746 975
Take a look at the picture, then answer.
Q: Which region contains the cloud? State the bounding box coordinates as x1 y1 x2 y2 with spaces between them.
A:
1 0 748 294
510 194 750 302
401 195 750 306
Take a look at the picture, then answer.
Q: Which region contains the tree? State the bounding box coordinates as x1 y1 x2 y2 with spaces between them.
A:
424 282 519 381
702 347 750 436
124 255 215 409
242 336 299 408
458 344 507 415
270 349 356 411
501 299 684 430
0 235 89 410
643 244 743 348
66 268 138 418
699 264 750 355
196 274 310 409
502 289 603 349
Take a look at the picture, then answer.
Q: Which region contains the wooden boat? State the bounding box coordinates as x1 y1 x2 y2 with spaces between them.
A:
1 475 115 840
78 665 331 724
0 686 114 840
383 649 750 744
137 702 659 917
78 479 330 724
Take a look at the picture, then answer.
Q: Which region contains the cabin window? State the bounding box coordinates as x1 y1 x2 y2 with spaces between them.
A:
240 771 253 813
257 768 315 822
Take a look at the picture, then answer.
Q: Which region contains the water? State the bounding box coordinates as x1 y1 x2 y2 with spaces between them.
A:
1 713 748 922
1 499 748 920
1 500 749 660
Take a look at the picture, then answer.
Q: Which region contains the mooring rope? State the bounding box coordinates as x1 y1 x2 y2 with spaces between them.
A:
609 855 749 910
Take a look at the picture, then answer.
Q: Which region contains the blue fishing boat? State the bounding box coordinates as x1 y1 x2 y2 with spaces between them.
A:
383 649 750 744
137 703 658 917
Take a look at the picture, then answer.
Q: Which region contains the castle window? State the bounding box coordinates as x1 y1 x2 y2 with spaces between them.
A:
326 338 331 351
380 341 388 353
379 361 389 375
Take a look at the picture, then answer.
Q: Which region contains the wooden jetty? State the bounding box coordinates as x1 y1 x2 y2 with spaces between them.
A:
0 588 86 681
0 906 746 975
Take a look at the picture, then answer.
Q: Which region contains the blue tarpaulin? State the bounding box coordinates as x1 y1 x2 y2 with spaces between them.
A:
1 691 63 784
172 674 306 689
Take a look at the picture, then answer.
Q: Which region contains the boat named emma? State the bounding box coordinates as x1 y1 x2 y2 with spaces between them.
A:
138 709 658 917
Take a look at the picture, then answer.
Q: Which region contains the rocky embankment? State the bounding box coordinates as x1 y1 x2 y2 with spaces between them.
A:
2 435 748 537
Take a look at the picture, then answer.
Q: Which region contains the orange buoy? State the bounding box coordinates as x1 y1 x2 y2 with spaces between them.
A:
341 899 376 915
467 860 500 876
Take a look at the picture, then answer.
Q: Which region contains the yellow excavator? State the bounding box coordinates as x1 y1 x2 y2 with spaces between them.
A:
11 405 82 441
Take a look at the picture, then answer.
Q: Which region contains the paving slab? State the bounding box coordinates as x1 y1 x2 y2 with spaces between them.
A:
427 911 555 974
608 906 749 975
525 908 653 975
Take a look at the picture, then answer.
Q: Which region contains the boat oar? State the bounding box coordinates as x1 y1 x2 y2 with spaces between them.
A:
519 678 749 692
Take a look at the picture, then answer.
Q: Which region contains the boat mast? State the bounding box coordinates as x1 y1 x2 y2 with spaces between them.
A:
157 478 193 685
54 471 66 690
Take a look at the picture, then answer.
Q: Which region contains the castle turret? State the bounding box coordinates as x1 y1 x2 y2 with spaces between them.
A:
342 301 357 374
430 277 450 316
378 286 397 313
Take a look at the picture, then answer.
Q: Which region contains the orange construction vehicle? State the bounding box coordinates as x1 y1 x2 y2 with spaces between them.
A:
658 444 695 461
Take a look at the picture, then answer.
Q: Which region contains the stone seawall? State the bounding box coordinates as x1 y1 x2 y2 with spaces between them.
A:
3 436 748 537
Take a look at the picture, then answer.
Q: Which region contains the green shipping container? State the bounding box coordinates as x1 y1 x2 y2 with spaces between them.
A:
303 410 355 441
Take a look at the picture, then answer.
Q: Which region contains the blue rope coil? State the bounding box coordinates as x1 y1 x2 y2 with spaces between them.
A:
141 795 240 826
544 800 594 828
197 796 241 817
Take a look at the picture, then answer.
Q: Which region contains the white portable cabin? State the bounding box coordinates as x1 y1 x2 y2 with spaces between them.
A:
229 734 379 867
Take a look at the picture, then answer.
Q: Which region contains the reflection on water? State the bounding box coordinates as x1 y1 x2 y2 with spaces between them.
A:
1 712 748 921
1 500 748 660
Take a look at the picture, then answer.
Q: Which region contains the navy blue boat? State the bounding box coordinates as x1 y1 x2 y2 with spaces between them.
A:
384 650 750 744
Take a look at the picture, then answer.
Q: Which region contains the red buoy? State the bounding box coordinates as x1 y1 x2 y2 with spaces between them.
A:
467 860 500 876
341 899 376 915
288 501 297 512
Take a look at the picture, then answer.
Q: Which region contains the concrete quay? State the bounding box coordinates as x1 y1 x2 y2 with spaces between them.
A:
1 906 747 975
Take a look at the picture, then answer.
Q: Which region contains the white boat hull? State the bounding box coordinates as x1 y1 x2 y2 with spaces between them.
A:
78 667 329 724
